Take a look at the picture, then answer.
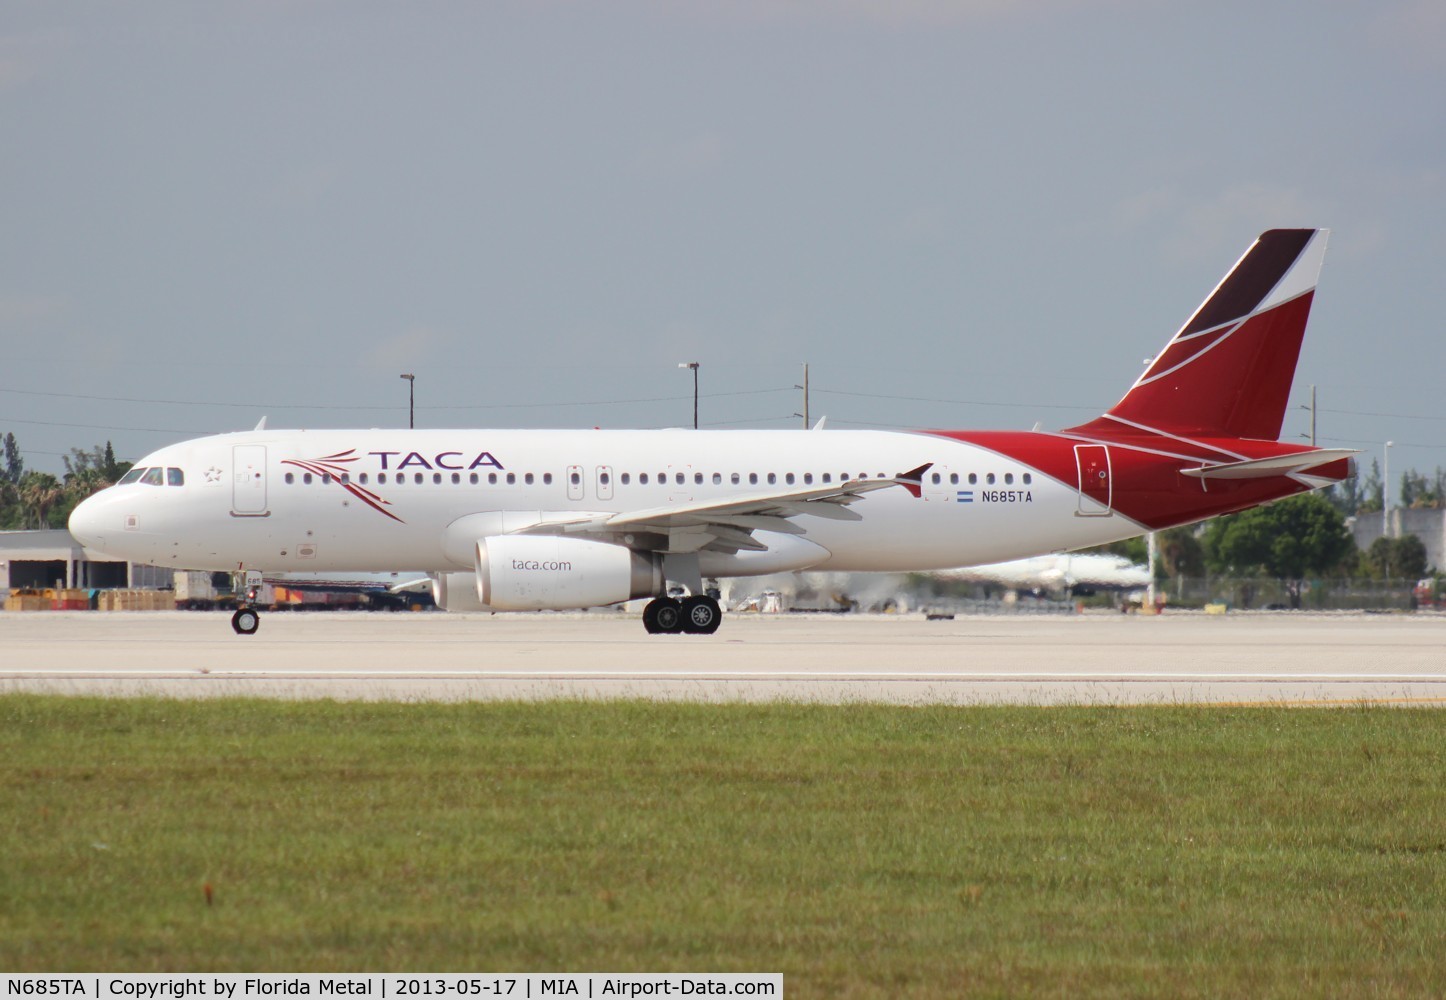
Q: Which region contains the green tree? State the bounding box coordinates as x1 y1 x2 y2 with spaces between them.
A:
1357 459 1383 514
1204 492 1355 608
1362 534 1430 581
1157 525 1205 580
0 476 19 529
2 431 22 486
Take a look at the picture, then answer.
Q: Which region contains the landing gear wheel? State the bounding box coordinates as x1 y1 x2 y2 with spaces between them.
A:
643 597 683 634
681 595 722 634
231 607 260 636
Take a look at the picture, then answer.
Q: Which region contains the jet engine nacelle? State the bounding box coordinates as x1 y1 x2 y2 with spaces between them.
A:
431 571 490 613
475 535 663 611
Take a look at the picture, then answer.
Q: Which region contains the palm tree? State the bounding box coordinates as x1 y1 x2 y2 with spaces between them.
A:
19 472 63 529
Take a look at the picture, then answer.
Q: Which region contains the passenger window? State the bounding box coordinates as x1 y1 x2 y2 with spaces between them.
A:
785 473 795 485
341 474 350 484
598 472 607 486
452 473 461 484
167 468 184 486
414 473 424 484
730 473 740 485
489 473 498 485
323 474 333 485
694 472 702 485
640 473 649 485
570 471 581 485
803 473 813 485
822 473 832 484
986 473 996 485
379 473 389 484
931 473 941 485
676 473 685 485
432 473 442 484
950 473 959 485
712 473 721 485
526 473 536 485
1005 473 1014 485
285 472 295 485
506 473 516 485
303 474 313 485
968 473 978 485
749 473 758 485
1023 473 1033 484
469 473 478 485
360 473 369 485
119 467 145 485
544 473 553 485
767 473 777 485
141 468 164 486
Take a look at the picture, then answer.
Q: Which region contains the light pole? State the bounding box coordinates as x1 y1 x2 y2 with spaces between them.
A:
1383 440 1393 540
678 362 699 429
400 373 415 429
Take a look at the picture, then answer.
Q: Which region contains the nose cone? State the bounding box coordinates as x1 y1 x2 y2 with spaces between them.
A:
68 491 112 552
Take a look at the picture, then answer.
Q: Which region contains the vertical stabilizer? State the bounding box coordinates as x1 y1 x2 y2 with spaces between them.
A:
1068 229 1329 441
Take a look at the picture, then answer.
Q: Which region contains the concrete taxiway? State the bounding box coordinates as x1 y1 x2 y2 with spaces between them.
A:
2 609 1443 704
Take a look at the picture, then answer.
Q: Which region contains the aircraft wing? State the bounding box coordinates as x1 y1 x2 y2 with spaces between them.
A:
521 463 932 554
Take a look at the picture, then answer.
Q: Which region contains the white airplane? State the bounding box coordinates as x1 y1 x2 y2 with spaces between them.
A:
937 553 1151 596
70 229 1355 636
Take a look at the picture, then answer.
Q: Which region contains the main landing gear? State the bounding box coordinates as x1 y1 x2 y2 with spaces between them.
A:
642 595 722 635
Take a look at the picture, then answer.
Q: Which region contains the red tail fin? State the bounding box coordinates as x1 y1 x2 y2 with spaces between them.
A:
1067 229 1329 442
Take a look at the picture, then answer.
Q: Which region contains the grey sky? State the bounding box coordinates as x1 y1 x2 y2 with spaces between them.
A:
2 1 1443 483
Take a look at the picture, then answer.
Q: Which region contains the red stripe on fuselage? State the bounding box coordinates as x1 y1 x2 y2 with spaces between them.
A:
921 429 1348 531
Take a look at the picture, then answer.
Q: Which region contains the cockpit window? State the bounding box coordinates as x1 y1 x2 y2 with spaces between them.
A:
118 467 145 485
167 468 184 486
140 468 165 486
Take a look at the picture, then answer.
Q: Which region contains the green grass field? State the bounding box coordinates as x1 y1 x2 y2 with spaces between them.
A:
2 696 1443 997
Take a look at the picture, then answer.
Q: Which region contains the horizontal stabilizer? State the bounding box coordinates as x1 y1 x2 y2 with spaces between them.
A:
1180 448 1356 481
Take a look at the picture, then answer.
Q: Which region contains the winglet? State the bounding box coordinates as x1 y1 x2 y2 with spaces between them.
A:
896 462 932 499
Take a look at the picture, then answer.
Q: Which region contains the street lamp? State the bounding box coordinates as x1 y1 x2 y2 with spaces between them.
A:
678 362 699 429
400 374 415 429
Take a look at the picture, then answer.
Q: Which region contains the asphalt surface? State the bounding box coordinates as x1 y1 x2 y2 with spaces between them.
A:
3 608 1443 704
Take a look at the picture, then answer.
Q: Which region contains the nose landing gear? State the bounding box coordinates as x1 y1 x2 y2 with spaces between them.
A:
231 606 260 635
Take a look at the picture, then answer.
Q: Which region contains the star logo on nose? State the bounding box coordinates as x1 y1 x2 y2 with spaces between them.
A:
204 466 222 483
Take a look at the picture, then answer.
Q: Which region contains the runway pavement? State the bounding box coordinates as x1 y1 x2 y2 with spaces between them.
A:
1 609 1443 705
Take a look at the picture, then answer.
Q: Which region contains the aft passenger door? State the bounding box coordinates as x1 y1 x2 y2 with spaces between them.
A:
1074 444 1112 516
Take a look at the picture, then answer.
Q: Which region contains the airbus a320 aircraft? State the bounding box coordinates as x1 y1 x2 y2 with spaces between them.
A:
70 229 1354 636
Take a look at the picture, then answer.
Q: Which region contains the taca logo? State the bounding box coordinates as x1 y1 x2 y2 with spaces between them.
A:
369 451 504 471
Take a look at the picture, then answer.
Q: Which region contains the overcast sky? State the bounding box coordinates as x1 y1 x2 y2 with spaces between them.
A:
3 1 1443 484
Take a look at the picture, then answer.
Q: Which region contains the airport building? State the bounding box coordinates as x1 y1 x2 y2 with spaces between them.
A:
1349 508 1446 575
0 529 170 592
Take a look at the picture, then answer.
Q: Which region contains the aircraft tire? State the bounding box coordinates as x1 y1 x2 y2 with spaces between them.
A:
231 607 260 636
681 595 722 634
643 597 683 634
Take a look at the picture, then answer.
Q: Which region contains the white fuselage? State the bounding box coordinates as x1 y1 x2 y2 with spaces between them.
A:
69 428 1143 577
